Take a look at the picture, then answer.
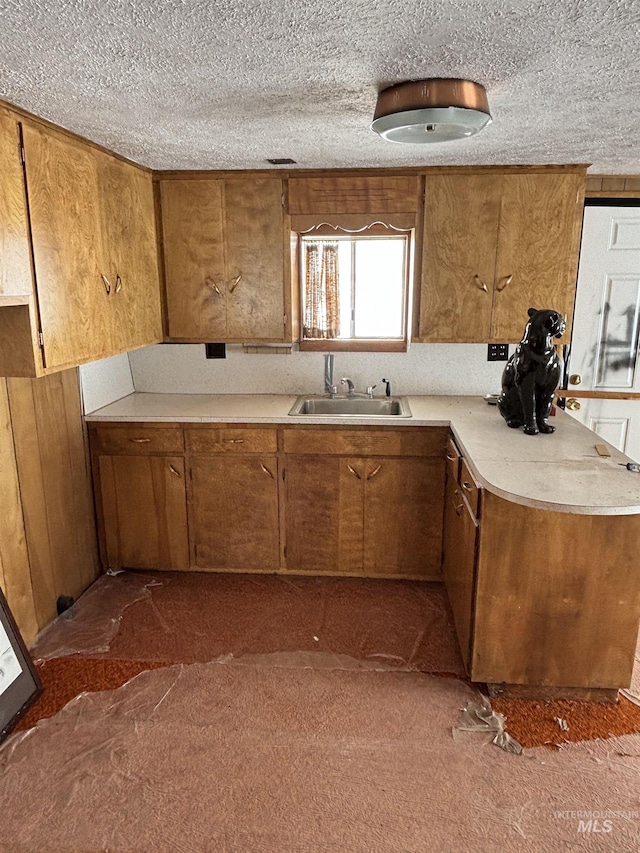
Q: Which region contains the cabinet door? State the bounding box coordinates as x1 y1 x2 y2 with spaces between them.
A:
161 179 227 339
22 123 112 369
99 455 189 570
223 177 286 341
189 455 280 571
284 455 364 574
363 457 444 578
161 177 287 342
442 477 478 671
0 109 32 299
418 173 501 342
490 172 584 341
98 157 162 352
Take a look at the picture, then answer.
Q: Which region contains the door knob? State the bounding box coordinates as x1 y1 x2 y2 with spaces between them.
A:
566 398 581 411
569 374 582 385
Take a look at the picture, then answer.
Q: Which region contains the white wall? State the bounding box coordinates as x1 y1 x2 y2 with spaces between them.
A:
79 352 135 413
128 343 506 396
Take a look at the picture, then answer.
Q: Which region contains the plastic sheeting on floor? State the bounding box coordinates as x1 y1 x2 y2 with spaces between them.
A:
31 571 466 676
1 662 639 853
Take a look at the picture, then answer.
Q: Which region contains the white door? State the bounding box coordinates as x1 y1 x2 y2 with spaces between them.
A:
569 398 640 462
568 205 640 459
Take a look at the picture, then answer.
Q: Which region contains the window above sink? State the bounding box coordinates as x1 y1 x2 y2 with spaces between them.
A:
296 223 413 353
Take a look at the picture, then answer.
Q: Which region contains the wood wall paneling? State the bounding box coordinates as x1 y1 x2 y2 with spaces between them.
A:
5 369 98 633
0 380 39 642
586 175 640 197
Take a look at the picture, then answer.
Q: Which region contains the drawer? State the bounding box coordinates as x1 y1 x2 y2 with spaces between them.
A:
282 427 447 457
445 436 461 483
185 427 277 454
92 425 184 455
459 457 481 519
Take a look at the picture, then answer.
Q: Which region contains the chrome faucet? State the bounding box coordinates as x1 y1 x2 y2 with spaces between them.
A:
341 377 355 396
324 354 337 397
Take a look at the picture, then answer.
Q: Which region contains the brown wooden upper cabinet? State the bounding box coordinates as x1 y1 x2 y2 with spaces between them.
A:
416 169 586 343
0 110 162 377
160 176 295 343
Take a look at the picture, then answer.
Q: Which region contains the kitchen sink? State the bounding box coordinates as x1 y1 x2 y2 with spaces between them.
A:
288 395 412 417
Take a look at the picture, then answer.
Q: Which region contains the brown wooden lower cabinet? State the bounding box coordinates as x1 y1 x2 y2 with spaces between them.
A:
471 492 640 691
188 454 280 571
91 422 447 579
98 454 189 571
442 436 640 693
284 455 364 574
441 475 478 671
284 453 444 578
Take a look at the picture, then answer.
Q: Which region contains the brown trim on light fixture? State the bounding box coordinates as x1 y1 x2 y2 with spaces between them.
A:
373 78 491 120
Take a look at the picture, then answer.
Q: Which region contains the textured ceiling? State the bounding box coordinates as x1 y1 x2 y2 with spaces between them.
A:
0 0 639 173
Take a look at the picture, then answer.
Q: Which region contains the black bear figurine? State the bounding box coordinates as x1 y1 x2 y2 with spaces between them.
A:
498 308 566 436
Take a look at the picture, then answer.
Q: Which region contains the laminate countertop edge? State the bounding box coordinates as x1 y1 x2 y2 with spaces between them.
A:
85 393 640 516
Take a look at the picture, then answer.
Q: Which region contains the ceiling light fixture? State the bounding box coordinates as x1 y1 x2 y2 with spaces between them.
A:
371 78 491 144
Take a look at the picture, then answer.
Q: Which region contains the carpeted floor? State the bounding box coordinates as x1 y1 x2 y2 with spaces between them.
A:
5 571 640 852
18 571 640 749
3 662 640 853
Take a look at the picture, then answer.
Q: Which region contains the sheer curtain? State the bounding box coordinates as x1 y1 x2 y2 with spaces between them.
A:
303 241 340 339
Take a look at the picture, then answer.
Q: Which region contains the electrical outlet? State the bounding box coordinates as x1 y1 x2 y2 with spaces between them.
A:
487 343 509 361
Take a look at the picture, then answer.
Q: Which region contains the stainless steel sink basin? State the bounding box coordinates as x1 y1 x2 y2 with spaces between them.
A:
288 395 412 417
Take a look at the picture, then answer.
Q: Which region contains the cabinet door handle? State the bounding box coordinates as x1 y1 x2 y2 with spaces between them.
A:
229 273 242 294
130 437 152 443
496 273 513 293
223 438 244 444
473 274 488 293
206 277 223 296
260 463 274 479
446 453 457 461
101 274 111 295
366 465 381 481
346 464 361 480
168 464 181 478
453 489 464 516
114 274 122 293
462 480 473 492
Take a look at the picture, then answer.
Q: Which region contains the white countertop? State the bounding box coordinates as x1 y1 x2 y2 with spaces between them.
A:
85 393 640 515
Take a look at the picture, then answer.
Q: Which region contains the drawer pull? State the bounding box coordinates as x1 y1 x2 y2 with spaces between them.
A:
130 438 152 444
205 277 223 296
224 438 245 444
346 464 361 480
114 274 122 293
168 464 181 478
453 490 464 516
473 274 488 293
366 465 381 481
462 480 473 491
496 273 513 293
101 274 111 295
260 463 274 479
229 273 243 293
446 453 457 461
